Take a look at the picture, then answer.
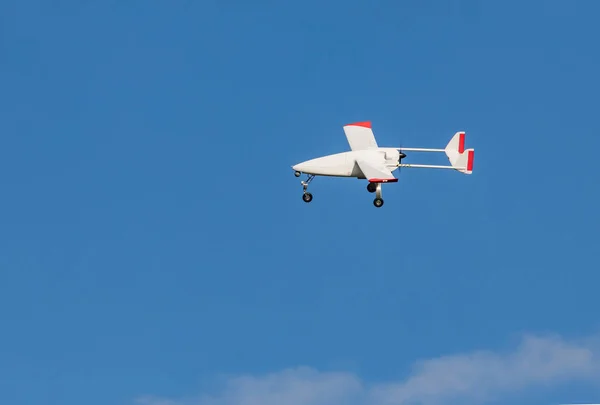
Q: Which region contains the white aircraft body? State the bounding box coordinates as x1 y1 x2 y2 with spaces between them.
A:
291 121 474 207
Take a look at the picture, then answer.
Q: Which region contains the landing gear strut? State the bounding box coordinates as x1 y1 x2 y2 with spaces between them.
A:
373 183 384 208
300 174 315 203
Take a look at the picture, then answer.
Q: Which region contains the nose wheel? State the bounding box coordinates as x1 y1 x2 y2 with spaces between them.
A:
299 174 315 203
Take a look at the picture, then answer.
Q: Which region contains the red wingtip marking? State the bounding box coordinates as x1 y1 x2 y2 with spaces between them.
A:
467 150 474 171
369 178 398 183
458 132 465 154
346 121 372 128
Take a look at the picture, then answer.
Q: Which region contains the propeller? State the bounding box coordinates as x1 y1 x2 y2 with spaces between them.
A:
397 143 407 175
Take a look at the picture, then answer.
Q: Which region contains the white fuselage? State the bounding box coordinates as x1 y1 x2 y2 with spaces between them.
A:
292 148 400 179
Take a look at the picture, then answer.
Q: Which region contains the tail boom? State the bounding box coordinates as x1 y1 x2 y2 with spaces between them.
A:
390 130 474 174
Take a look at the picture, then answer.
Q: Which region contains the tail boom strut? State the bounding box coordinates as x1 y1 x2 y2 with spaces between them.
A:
393 131 474 174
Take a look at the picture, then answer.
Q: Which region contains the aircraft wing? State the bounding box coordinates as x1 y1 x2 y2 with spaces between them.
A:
343 121 378 151
356 156 398 183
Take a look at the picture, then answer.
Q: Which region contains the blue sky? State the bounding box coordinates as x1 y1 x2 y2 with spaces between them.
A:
2 0 600 404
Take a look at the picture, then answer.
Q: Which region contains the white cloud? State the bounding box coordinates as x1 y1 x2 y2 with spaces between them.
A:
135 333 600 405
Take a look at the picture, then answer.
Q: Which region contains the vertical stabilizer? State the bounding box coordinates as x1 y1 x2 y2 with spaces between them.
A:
444 131 465 164
444 132 473 174
452 148 474 174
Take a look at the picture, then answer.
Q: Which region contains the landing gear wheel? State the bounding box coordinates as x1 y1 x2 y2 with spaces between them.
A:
294 171 301 177
299 174 315 203
373 197 384 208
367 182 377 193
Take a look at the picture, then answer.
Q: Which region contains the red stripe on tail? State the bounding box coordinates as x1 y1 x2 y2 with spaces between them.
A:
467 150 474 171
458 132 465 154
